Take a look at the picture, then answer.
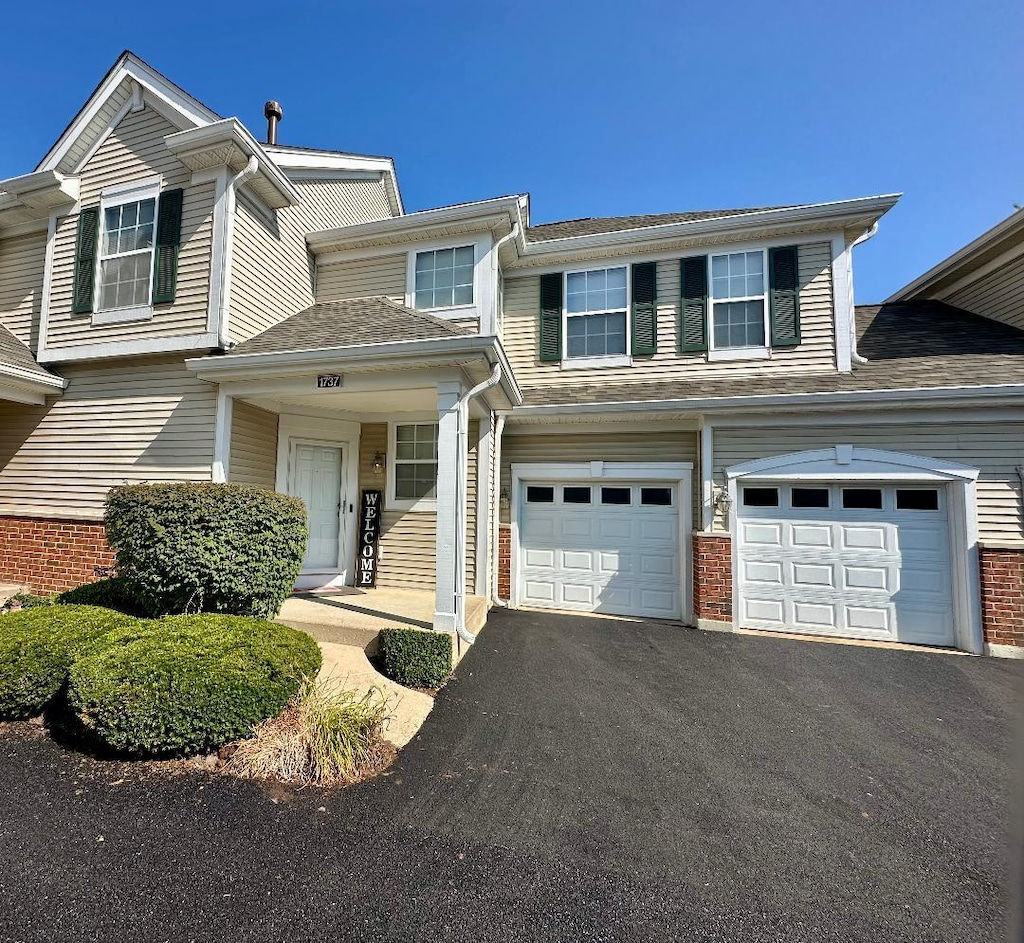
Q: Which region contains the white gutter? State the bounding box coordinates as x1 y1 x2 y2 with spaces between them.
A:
510 383 1024 418
488 223 520 334
217 156 260 348
849 222 879 365
453 363 502 645
0 361 66 390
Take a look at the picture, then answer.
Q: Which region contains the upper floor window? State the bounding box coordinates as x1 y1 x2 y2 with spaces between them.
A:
414 246 474 309
565 266 628 359
710 250 766 351
99 195 156 312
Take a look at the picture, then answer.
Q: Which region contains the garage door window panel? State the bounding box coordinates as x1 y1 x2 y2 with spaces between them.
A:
842 488 883 510
896 488 940 511
563 486 592 504
601 486 632 505
641 487 673 506
791 487 830 509
527 486 555 503
742 486 779 507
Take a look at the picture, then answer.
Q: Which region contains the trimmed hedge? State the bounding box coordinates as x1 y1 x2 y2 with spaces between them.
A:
57 576 140 614
105 482 308 618
0 606 136 718
378 627 452 689
68 615 322 756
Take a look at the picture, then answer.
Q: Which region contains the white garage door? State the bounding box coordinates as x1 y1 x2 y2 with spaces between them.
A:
737 482 955 646
518 481 682 619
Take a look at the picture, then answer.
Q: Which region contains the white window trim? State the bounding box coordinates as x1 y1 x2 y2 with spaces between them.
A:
387 418 440 512
93 176 162 325
561 263 632 367
405 236 489 319
707 248 770 361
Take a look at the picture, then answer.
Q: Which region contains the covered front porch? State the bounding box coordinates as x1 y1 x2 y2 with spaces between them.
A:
185 300 520 641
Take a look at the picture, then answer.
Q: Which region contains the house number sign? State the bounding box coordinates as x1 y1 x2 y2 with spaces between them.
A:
317 374 342 389
357 490 382 588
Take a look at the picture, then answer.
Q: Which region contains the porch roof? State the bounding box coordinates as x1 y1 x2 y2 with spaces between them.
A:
0 325 65 404
227 296 471 357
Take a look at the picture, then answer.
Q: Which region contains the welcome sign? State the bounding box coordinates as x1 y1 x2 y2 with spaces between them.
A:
357 490 382 588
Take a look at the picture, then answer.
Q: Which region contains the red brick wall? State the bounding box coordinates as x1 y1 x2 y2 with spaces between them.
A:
0 515 113 595
497 524 511 600
693 533 732 623
979 546 1024 648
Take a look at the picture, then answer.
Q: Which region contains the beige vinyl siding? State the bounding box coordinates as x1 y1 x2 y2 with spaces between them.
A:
47 182 215 348
359 421 478 592
500 430 700 526
55 80 134 175
229 401 279 490
712 423 1024 542
291 178 392 233
0 231 46 352
502 242 835 388
316 253 406 304
0 356 216 520
228 194 315 343
943 253 1024 331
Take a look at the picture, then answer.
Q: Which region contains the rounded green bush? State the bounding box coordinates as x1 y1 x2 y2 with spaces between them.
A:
57 576 141 615
378 627 452 689
104 482 308 618
0 606 136 718
67 615 322 757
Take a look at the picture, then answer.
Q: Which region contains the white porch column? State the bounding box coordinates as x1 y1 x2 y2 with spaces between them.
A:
434 380 463 632
474 410 493 597
212 390 234 483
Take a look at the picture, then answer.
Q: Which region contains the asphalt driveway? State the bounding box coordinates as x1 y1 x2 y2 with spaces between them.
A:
0 610 1021 942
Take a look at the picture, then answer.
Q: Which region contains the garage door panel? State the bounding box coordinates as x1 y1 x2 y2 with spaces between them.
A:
519 479 682 620
737 482 954 647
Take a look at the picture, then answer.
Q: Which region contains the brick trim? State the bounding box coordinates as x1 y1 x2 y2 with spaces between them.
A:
979 546 1023 648
497 524 511 600
0 515 113 595
693 533 732 623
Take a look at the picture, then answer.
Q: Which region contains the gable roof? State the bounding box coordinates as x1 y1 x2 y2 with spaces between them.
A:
225 296 471 357
516 301 1024 409
525 207 793 242
0 325 53 380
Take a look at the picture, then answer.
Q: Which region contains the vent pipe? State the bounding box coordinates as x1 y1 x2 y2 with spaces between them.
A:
263 100 283 145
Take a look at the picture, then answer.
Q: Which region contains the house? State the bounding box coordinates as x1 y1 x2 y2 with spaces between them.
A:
1 52 1021 657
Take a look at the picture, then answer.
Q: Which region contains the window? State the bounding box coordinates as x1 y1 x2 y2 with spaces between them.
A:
641 487 672 506
414 246 474 309
565 266 628 359
842 488 883 510
710 250 766 350
392 423 438 503
601 486 631 505
896 488 939 511
526 485 554 503
563 486 592 504
98 188 158 313
791 487 830 509
742 486 779 507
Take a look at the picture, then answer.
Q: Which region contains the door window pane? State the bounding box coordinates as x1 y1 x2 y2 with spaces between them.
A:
842 488 883 510
896 488 939 511
742 487 779 507
791 487 829 509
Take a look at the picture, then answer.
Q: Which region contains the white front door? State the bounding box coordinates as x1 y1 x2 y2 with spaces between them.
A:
291 443 343 571
736 481 955 646
518 480 682 619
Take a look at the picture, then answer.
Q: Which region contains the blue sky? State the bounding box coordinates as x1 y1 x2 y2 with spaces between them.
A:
2 0 1019 301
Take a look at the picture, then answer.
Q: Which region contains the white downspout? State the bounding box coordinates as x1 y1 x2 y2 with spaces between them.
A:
849 222 879 365
217 156 260 348
491 412 507 607
454 362 502 644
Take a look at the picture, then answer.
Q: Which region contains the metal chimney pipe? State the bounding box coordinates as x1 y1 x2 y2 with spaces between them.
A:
263 100 283 145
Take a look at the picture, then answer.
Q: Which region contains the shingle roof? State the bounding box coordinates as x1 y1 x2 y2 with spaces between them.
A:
226 296 471 357
525 207 794 242
518 301 1024 407
0 324 53 381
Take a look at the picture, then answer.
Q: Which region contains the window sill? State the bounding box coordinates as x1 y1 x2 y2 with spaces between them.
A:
412 303 476 321
707 346 770 362
387 498 438 513
560 354 632 371
92 305 154 326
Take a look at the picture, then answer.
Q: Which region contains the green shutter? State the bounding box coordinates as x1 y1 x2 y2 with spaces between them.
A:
152 188 184 304
679 255 708 352
72 206 100 314
539 272 562 362
769 245 800 347
631 262 657 355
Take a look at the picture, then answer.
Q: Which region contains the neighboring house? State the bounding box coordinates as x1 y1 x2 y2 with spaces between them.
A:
1 52 1021 657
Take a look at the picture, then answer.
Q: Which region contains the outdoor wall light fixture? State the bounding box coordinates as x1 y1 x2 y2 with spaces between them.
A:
713 490 732 515
499 488 510 511
372 451 385 475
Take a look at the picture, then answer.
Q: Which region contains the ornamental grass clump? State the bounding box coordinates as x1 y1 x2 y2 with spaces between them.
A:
227 680 393 787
